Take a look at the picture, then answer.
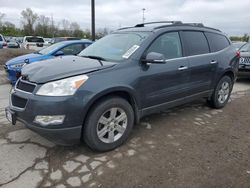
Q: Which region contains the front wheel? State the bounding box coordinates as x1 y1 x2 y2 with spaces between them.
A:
83 97 134 152
207 76 233 109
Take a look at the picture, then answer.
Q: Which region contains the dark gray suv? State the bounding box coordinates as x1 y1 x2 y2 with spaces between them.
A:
6 21 239 151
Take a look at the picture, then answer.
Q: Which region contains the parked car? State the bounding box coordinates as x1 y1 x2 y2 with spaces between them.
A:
44 38 52 45
232 41 246 50
52 37 81 44
7 39 20 48
5 40 92 84
238 42 250 76
5 21 238 152
22 36 49 50
0 34 7 49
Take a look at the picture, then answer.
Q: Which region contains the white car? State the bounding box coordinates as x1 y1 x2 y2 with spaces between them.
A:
22 36 49 50
0 34 7 49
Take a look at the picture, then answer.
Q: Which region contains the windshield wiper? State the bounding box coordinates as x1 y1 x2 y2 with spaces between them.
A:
81 55 106 61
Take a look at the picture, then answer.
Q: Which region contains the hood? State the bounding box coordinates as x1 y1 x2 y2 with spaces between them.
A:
240 52 250 57
21 55 116 83
6 53 43 65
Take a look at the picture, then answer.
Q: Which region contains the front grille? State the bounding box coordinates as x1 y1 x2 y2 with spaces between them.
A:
240 57 250 65
11 95 28 109
16 79 36 93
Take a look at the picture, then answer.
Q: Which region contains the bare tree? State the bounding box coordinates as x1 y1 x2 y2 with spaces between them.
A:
35 15 50 36
61 19 70 31
21 8 38 35
0 12 5 27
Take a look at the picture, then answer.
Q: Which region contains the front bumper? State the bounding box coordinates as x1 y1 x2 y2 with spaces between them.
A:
4 66 21 84
6 107 81 145
6 81 92 145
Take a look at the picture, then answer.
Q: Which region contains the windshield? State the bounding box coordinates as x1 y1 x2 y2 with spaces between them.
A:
39 42 64 55
240 43 250 52
79 32 150 61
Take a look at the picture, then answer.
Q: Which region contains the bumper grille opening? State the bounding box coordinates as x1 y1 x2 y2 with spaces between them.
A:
16 79 36 93
11 95 28 109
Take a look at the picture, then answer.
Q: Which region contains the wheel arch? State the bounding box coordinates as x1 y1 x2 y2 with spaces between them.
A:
81 87 140 137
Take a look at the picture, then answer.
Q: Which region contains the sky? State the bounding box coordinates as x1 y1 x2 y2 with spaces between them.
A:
0 0 249 36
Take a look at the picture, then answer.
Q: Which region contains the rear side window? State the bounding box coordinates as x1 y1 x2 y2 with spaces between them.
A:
26 37 44 43
146 32 182 59
205 32 230 52
182 31 209 56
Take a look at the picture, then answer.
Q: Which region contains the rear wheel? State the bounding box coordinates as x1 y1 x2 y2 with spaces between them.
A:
207 76 233 109
83 97 134 152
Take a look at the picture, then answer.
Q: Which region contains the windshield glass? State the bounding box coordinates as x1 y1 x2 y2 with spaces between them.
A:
79 32 150 61
39 42 63 55
240 43 250 52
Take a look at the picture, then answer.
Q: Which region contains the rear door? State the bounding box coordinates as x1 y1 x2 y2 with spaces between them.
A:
138 32 190 109
180 31 217 95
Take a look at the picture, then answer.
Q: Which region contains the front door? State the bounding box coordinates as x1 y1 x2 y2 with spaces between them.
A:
137 32 190 110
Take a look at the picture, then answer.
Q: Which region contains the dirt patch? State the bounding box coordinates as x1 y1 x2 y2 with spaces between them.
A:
0 49 34 70
0 49 34 85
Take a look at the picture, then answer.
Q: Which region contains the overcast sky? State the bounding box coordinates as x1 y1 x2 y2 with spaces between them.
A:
0 0 249 36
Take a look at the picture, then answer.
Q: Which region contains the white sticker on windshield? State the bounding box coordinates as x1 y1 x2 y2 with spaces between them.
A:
122 45 140 59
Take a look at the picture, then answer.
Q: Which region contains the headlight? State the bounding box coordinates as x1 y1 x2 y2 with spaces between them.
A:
10 63 26 69
36 75 89 96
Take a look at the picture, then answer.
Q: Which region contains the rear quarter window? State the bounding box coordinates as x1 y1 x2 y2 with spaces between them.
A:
205 32 230 52
182 31 209 56
26 37 44 43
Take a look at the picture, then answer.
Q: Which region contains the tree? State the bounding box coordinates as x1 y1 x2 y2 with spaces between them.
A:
242 34 249 42
58 19 71 36
35 15 50 37
21 8 38 35
0 12 5 27
70 22 82 37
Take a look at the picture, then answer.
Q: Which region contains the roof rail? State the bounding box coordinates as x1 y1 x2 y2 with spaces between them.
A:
118 21 221 32
135 21 182 27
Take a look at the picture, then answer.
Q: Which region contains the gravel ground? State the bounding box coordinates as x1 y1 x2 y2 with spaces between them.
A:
0 79 250 188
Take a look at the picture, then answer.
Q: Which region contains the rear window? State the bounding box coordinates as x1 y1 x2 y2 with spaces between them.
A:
26 37 44 43
182 31 209 56
205 32 230 52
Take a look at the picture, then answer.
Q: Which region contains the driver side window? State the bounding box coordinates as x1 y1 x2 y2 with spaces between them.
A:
61 44 85 55
147 32 182 60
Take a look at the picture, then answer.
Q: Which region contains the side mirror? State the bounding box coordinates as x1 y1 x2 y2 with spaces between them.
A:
54 50 64 56
142 52 166 64
6 40 10 43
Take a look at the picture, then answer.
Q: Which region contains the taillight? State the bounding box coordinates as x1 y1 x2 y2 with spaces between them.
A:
236 51 240 58
3 42 7 47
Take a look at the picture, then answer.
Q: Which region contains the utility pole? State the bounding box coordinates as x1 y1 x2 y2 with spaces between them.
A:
142 8 146 24
91 0 95 41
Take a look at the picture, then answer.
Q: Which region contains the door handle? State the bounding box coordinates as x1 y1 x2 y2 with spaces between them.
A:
210 60 218 64
178 66 188 71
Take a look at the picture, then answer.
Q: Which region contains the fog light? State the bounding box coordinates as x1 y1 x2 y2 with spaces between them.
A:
34 115 65 126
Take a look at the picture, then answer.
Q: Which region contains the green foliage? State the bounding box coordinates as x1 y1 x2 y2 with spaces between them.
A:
230 34 250 42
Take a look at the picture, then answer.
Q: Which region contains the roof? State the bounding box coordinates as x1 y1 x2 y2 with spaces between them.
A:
60 40 92 45
117 21 222 33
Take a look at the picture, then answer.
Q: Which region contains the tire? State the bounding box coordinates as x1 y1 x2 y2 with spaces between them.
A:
83 96 134 152
207 76 233 109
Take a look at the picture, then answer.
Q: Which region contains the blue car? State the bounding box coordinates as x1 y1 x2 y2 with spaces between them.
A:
5 40 92 84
